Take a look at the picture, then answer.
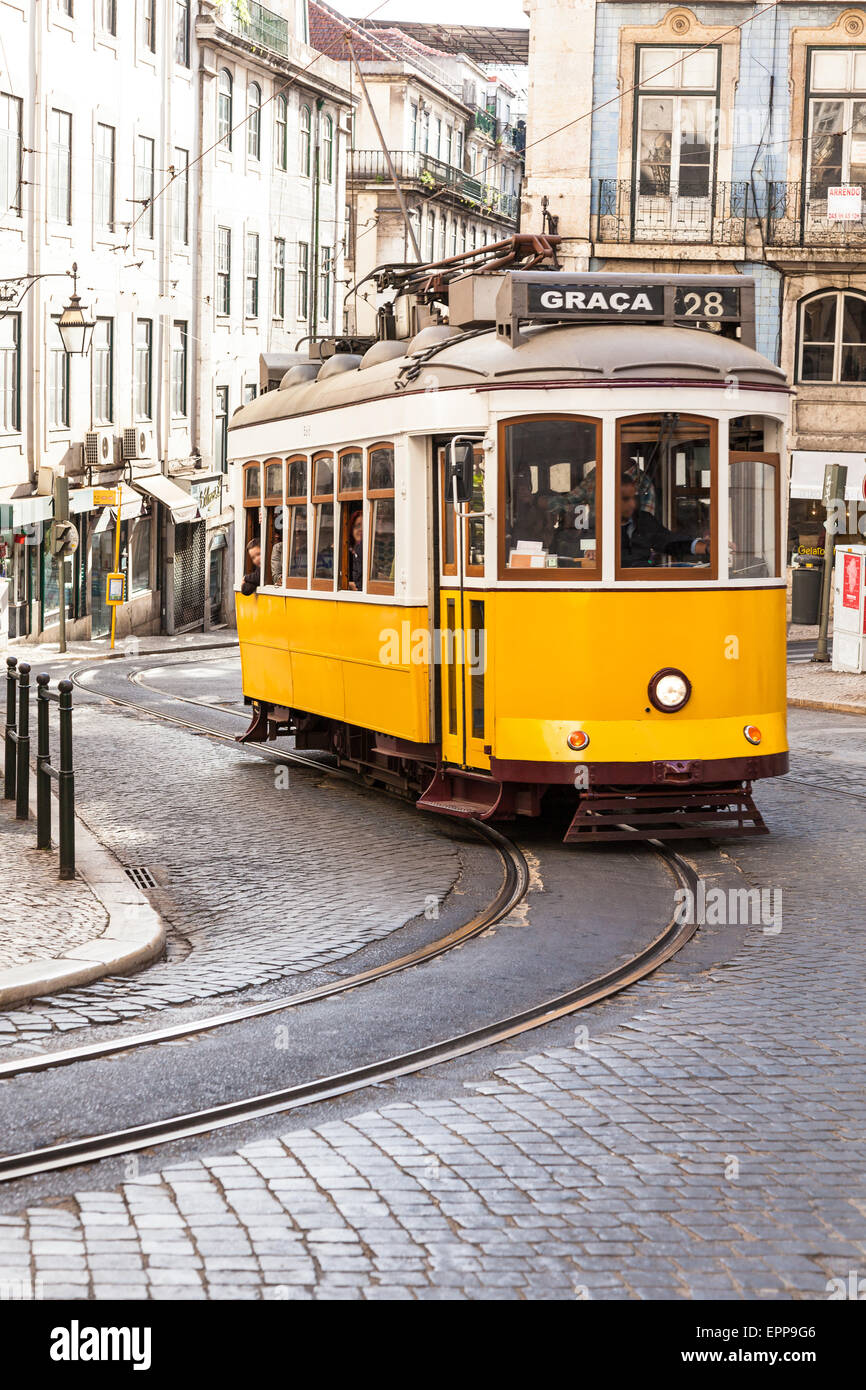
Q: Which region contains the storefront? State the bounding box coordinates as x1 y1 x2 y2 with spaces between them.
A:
789 452 866 564
0 491 53 641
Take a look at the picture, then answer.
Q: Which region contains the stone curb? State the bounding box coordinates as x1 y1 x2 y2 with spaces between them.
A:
0 634 238 667
0 784 166 1007
788 696 866 716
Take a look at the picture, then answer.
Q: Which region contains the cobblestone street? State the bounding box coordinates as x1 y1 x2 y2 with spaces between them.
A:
1 681 864 1302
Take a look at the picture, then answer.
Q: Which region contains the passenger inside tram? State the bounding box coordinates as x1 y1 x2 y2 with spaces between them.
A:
504 418 599 570
619 416 712 569
347 510 363 591
241 539 262 595
620 476 708 567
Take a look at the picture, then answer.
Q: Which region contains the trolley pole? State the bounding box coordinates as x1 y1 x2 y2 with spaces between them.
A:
813 463 847 663
57 679 75 880
110 483 121 651
15 661 30 821
4 656 17 800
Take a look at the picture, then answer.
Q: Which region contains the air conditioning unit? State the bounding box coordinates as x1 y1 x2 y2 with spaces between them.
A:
122 425 155 461
84 428 115 468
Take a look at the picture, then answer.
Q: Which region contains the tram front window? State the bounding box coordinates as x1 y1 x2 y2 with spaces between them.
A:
619 415 713 572
503 417 600 574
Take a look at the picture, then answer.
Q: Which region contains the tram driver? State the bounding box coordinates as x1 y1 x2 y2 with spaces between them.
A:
620 474 709 568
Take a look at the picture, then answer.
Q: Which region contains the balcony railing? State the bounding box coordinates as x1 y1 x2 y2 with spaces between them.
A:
596 179 750 245
473 107 497 139
767 182 866 246
349 149 520 225
228 1 288 56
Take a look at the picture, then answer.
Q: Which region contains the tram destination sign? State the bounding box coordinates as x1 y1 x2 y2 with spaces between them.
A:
496 272 754 348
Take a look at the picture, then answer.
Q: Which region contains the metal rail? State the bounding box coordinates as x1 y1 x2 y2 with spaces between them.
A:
0 841 698 1184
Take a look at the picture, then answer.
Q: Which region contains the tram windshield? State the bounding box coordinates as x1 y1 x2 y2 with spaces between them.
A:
619 415 713 572
503 418 600 574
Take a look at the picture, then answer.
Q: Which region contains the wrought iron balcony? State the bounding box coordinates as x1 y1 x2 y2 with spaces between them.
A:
473 107 497 140
348 150 520 225
226 0 288 56
767 182 866 247
596 179 751 245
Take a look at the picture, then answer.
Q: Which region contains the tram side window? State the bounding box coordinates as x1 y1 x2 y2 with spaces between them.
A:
368 443 395 594
441 445 485 577
312 453 335 589
502 417 600 575
242 462 261 583
729 455 778 579
618 415 713 573
264 459 284 586
285 455 308 588
338 448 364 592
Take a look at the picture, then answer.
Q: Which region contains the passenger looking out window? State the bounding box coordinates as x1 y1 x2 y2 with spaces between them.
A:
347 510 363 590
241 539 261 594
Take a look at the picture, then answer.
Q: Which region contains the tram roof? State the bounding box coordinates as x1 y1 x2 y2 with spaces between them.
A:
228 322 788 433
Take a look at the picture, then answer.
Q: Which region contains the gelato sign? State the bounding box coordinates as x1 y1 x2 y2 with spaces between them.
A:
190 478 223 519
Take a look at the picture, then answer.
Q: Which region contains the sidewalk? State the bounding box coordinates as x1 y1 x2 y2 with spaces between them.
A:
0 785 164 1009
786 621 866 714
0 627 239 666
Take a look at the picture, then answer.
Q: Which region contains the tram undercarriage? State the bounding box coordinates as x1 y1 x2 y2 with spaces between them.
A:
237 702 779 843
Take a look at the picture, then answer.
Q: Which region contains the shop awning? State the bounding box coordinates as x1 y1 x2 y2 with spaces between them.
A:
791 451 866 500
133 472 199 523
0 487 52 527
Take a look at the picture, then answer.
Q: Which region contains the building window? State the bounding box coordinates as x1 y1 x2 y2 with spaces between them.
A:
322 114 333 182
435 117 442 161
136 134 155 238
426 211 435 261
141 0 155 52
298 240 309 317
134 319 152 419
275 94 288 170
245 232 259 317
48 318 69 429
0 94 22 217
439 215 447 260
421 107 430 153
247 82 261 160
243 384 257 405
410 103 418 151
92 318 113 425
175 0 190 66
100 0 117 34
273 237 285 318
94 122 115 232
299 104 311 175
218 69 233 150
0 314 20 433
454 127 464 170
48 109 72 223
171 321 188 416
635 46 718 199
57 0 73 14
172 147 189 245
798 290 866 384
215 385 229 473
130 514 152 594
216 226 231 314
320 246 331 322
806 49 866 197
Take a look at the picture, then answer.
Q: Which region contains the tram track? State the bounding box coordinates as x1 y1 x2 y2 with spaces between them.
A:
0 656 702 1187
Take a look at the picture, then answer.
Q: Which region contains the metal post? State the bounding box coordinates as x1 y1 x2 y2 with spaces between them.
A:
36 672 51 850
4 656 17 800
57 678 75 880
814 463 847 663
15 661 30 820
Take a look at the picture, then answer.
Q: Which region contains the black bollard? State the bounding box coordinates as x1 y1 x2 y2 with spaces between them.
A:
4 656 16 801
15 662 30 821
57 679 75 880
36 673 51 851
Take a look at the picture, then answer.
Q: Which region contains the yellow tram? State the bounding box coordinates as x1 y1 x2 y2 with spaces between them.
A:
228 265 788 842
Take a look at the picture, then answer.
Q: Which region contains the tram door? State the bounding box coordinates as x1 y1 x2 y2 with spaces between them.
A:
436 444 490 771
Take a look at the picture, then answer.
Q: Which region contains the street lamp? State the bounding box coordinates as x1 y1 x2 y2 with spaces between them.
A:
57 263 95 357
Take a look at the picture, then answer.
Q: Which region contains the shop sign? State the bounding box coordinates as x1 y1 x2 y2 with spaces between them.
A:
827 186 862 221
191 478 223 520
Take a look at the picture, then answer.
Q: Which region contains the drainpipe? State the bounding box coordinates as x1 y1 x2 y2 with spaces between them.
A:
28 3 44 636
309 97 323 341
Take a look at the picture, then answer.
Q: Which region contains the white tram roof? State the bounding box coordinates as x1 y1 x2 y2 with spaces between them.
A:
228 322 788 433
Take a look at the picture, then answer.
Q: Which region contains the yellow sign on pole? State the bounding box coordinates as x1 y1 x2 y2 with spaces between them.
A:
93 488 118 507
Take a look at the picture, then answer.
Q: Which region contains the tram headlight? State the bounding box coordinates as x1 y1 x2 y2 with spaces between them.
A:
648 668 691 713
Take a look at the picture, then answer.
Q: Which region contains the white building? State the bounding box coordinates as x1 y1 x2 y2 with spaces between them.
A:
309 2 525 338
0 0 352 644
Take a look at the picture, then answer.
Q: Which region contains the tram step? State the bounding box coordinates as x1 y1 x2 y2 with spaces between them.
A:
417 769 504 821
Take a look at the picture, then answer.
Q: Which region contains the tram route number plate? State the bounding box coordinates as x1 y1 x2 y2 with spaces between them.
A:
673 287 740 321
524 282 740 322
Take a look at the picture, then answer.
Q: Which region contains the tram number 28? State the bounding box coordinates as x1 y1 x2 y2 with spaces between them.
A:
674 287 739 320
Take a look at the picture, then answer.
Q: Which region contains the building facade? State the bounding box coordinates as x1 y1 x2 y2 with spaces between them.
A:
522 0 866 561
0 0 352 644
309 2 525 338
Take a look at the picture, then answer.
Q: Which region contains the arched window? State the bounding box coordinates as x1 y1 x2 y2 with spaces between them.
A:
274 93 288 171
217 69 233 150
322 114 334 183
798 290 866 384
247 82 261 161
299 103 311 177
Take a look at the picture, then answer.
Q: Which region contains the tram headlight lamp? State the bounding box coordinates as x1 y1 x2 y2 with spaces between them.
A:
648 668 691 713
